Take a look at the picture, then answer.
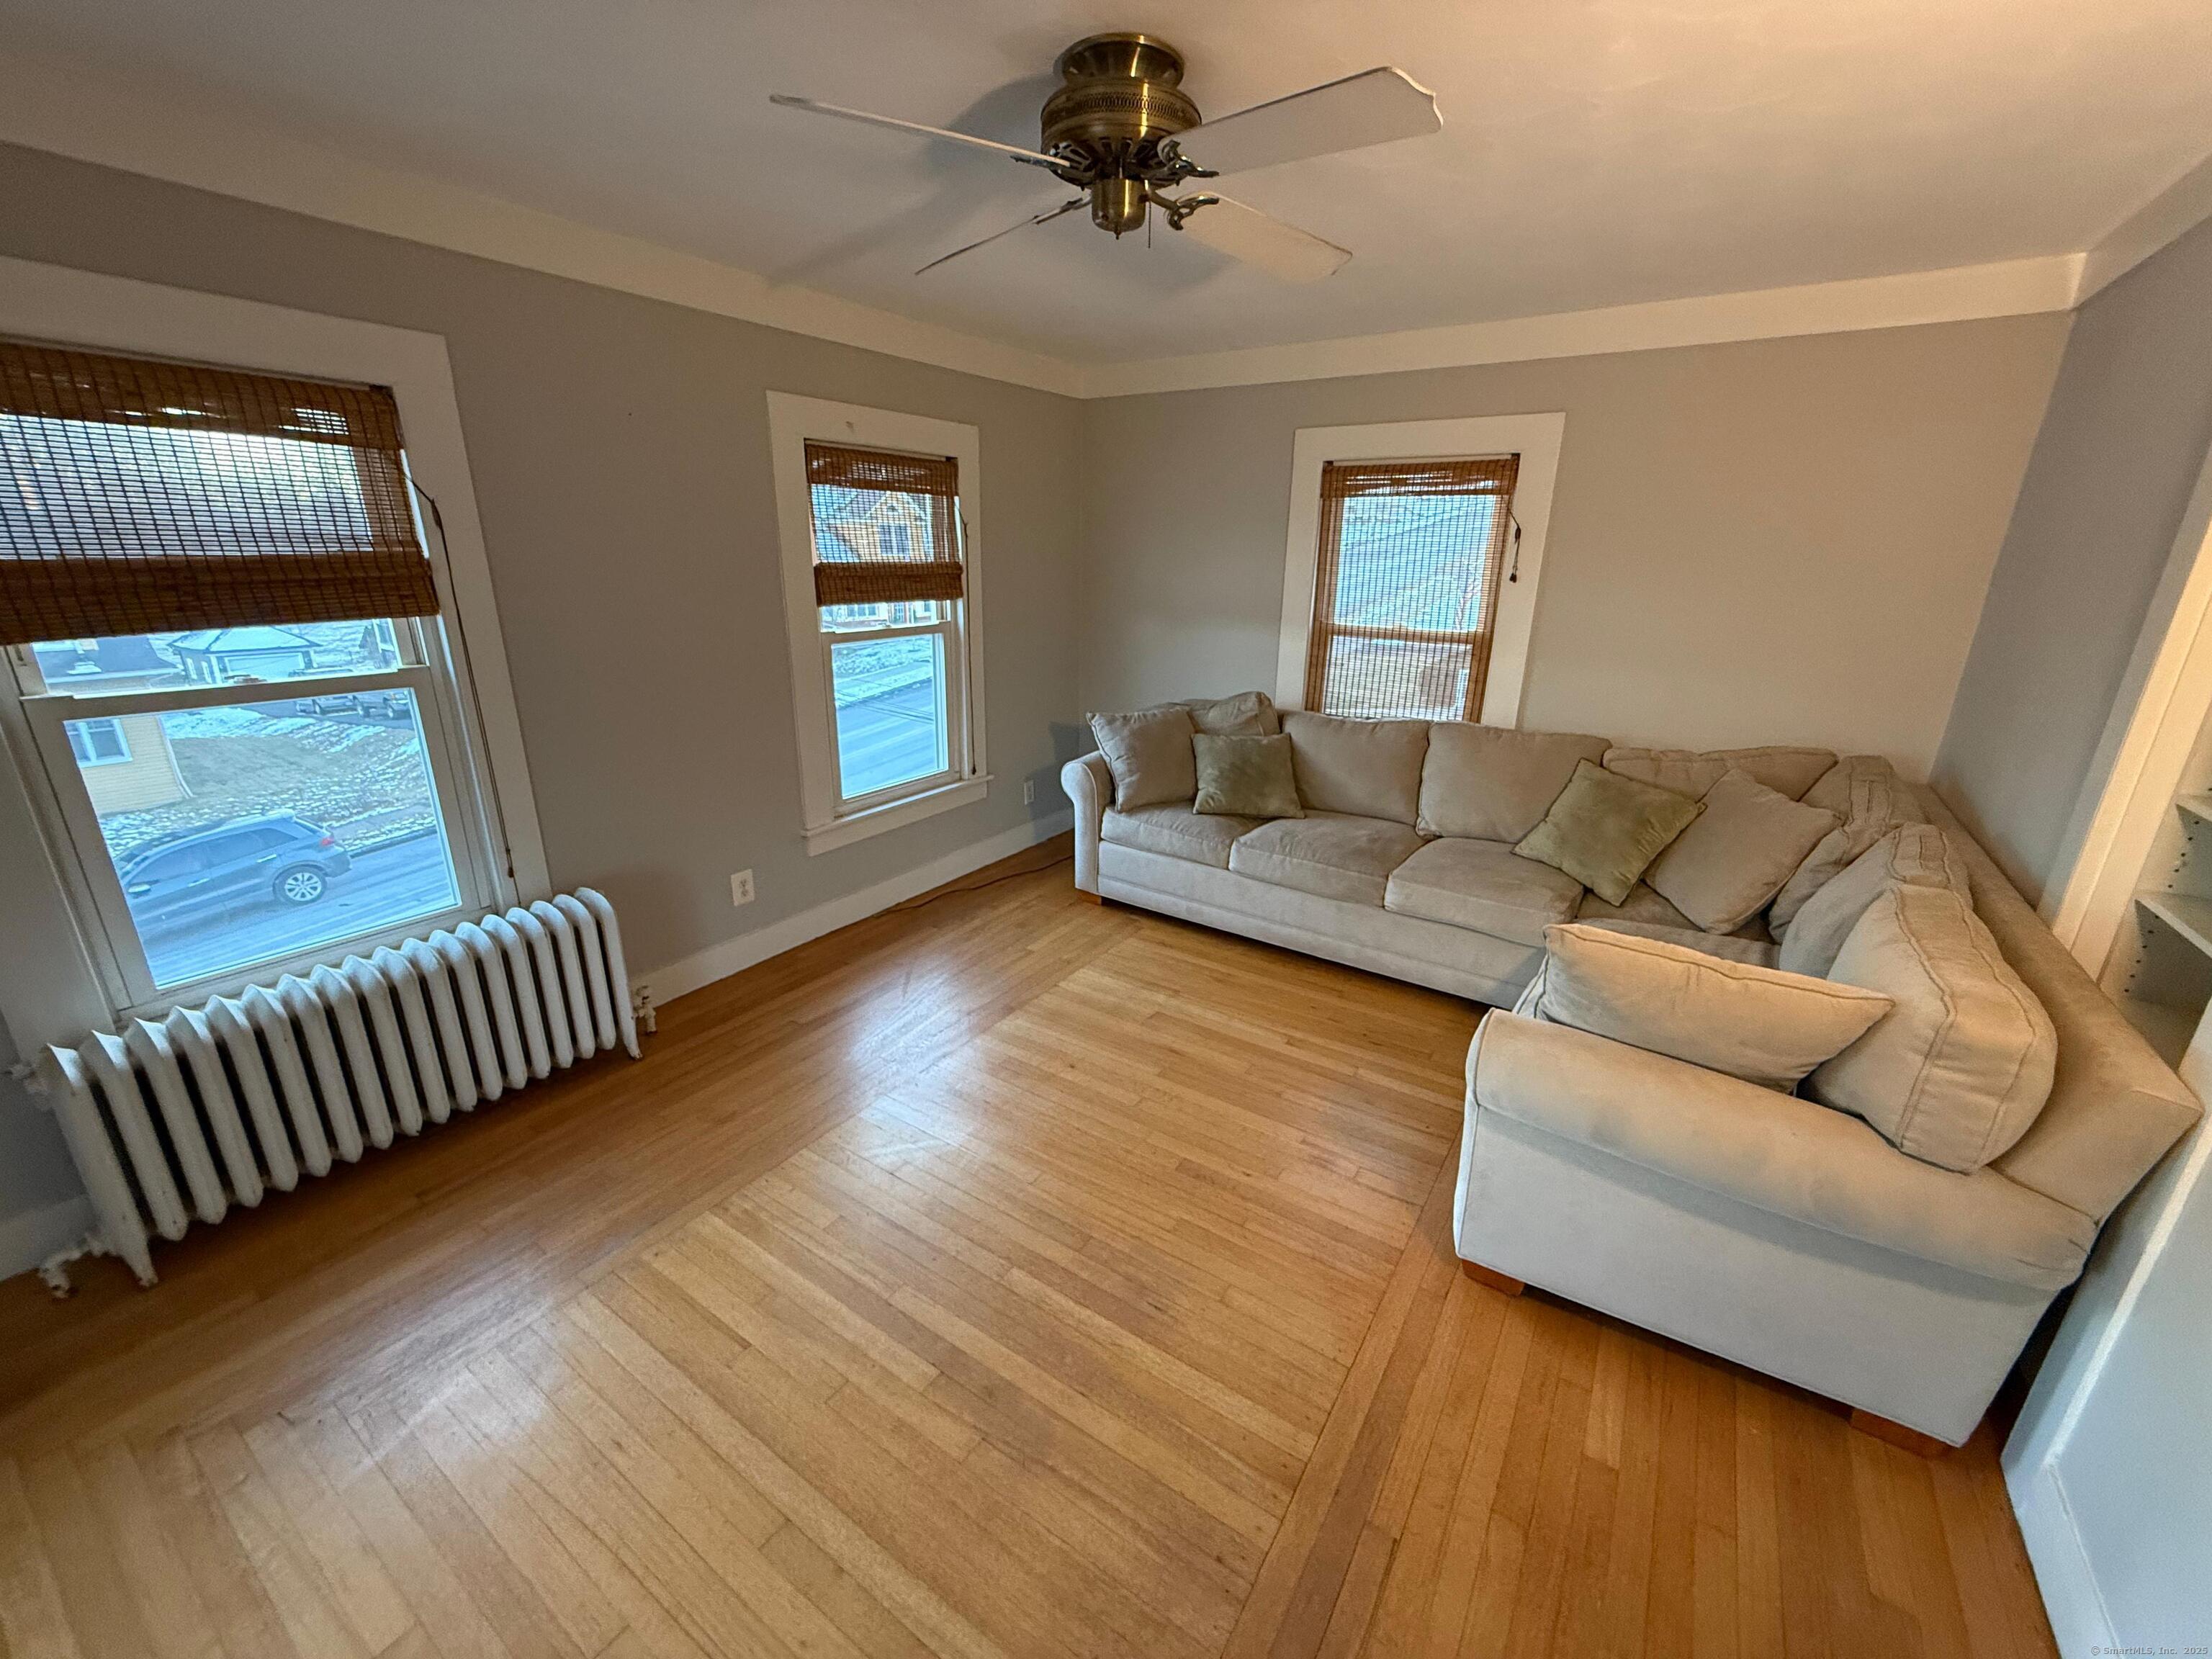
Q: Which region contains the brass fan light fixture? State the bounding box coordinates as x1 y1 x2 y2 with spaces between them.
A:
771 34 1442 281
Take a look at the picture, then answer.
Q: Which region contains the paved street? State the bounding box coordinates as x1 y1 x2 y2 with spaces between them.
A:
835 679 944 797
138 832 457 987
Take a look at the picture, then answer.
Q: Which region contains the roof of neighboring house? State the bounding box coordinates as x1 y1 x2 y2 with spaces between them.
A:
169 626 318 654
30 634 172 675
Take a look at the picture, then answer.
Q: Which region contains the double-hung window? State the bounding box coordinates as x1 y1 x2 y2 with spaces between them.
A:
0 336 519 1011
768 395 986 853
1276 415 1566 729
1304 456 1521 721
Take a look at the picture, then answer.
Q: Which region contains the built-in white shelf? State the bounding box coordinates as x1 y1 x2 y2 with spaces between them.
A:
2136 890 2212 958
2116 992 2201 1067
2176 792 2212 827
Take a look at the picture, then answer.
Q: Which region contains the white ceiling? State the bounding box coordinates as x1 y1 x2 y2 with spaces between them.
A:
4 0 2211 364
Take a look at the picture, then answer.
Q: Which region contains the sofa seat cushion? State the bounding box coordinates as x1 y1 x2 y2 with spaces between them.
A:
1385 837 1586 945
1467 1012 2096 1290
1102 802 1258 868
1230 811 1426 905
1416 724 1611 842
1282 711 1430 824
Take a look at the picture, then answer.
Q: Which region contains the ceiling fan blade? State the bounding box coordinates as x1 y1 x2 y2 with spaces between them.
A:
1174 194 1351 283
917 198 1087 274
1177 67 1440 175
770 94 1070 173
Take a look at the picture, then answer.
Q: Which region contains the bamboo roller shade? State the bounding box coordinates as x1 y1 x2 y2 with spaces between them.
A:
805 441 964 608
0 339 439 646
1305 455 1520 721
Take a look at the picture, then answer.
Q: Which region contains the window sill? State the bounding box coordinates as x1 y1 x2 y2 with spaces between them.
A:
804 775 990 855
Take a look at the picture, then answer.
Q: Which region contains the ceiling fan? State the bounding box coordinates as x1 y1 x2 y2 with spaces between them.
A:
771 33 1442 282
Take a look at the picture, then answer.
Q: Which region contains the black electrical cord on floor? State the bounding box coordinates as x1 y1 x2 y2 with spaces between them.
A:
886 852 1073 914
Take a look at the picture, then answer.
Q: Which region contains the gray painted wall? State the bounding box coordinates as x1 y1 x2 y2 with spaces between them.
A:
1078 318 2068 778
0 143 1087 1263
1934 217 2212 904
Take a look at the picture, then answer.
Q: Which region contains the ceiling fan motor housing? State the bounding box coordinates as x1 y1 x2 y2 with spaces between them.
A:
1041 33 1200 235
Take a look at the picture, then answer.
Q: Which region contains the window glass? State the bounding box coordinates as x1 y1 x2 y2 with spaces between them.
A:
1321 492 1500 720
66 691 459 989
819 600 943 634
830 634 948 799
27 621 404 696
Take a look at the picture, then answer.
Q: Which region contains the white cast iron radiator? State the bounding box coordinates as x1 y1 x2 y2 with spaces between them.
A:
31 889 639 1293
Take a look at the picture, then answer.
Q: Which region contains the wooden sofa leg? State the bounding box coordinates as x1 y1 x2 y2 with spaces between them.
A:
1460 1260 1524 1297
1075 890 1104 905
1848 1409 1951 1458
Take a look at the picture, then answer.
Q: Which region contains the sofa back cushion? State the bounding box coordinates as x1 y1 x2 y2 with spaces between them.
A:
1769 756 1927 933
1416 723 1610 842
1809 883 2057 1172
1644 767 1841 933
1282 711 1430 824
1604 745 1838 801
1532 922 1892 1091
1088 706 1197 809
1779 822 1968 978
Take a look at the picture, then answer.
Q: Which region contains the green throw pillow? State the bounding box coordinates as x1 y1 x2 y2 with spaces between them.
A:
1514 758 1703 905
1193 734 1303 819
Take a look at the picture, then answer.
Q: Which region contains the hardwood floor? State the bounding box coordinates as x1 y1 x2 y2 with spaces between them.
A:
0 837 2056 1658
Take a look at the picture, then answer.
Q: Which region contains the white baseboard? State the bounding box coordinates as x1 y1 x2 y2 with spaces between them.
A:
2006 1460 2117 1655
0 1194 95 1285
642 810 1073 1006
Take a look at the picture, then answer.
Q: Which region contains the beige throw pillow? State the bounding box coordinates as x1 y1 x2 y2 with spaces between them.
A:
1779 823 1969 978
1088 706 1197 809
1183 691 1279 737
1281 711 1430 824
1769 756 1927 933
1809 884 2056 1172
1532 922 1892 1090
1644 768 1840 933
1193 734 1302 818
1514 760 1703 906
1416 724 1611 842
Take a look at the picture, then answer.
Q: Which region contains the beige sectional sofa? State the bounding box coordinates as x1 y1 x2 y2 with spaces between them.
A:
1061 705 2202 1446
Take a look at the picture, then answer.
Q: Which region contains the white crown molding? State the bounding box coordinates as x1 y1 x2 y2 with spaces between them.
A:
1073 255 2085 397
2079 148 2212 303
0 45 2105 403
0 48 1084 397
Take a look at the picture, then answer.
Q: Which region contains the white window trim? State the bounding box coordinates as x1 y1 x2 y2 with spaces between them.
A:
0 254 547 1047
1274 413 1567 727
765 392 989 855
68 717 131 766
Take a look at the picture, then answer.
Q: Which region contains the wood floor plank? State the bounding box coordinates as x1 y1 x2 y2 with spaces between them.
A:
0 845 2059 1659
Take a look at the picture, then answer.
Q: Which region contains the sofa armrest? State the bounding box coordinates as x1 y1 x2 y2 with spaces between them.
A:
1465 1010 2095 1290
1061 751 1112 895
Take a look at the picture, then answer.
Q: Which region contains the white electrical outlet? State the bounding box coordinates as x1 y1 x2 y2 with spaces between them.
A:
730 869 755 906
1022 779 1035 804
